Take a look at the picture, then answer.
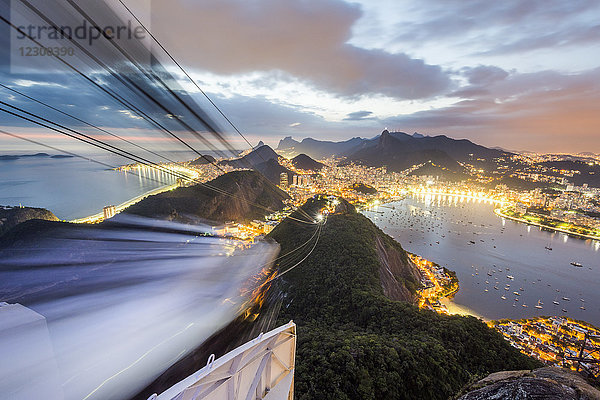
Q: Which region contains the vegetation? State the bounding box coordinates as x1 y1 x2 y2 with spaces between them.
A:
485 176 554 191
189 155 216 165
124 170 289 223
408 161 469 182
350 182 378 195
267 197 541 399
0 206 58 237
501 207 600 238
291 153 325 171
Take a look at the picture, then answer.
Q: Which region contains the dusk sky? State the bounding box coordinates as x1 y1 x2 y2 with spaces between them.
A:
1 0 600 154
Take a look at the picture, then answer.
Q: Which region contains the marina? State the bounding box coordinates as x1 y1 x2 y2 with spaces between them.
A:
363 193 600 325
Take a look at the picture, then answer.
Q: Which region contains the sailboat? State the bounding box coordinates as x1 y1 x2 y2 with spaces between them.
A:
571 262 583 268
535 299 543 309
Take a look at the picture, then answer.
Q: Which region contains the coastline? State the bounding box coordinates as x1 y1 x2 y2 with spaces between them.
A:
439 297 485 320
494 207 600 242
69 182 179 223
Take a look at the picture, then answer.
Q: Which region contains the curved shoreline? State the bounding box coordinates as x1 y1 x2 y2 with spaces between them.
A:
494 207 600 242
69 182 178 223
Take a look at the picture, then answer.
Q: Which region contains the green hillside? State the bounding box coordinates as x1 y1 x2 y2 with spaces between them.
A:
267 196 541 399
124 170 289 223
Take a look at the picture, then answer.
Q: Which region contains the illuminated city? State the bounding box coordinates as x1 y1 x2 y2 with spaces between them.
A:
2 1 600 399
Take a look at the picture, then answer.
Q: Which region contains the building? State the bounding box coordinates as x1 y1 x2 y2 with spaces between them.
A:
103 205 116 219
279 172 288 188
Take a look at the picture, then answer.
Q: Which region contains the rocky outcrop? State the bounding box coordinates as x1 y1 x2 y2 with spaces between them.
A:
375 235 422 303
458 367 600 400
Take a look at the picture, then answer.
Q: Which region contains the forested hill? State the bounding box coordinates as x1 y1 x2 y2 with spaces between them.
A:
0 206 58 237
267 196 541 400
124 170 289 223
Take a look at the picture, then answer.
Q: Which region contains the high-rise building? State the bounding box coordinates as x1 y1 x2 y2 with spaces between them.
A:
279 172 288 188
103 205 116 219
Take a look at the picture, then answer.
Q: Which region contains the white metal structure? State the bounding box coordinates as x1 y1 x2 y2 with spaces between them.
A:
0 302 63 400
152 321 296 400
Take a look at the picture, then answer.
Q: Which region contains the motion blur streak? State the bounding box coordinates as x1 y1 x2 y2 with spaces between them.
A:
0 216 279 400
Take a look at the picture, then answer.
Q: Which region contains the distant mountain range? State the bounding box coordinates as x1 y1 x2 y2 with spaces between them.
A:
219 130 513 183
0 153 74 161
278 130 511 177
277 136 366 159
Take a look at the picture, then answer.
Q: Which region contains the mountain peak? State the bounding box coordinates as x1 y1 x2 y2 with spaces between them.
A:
378 129 392 147
291 154 325 171
277 136 300 150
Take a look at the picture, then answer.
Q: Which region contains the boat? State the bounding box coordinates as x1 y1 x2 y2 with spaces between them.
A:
504 287 509 291
501 296 506 300
553 300 560 305
519 287 524 291
484 288 488 292
580 306 586 310
507 275 514 280
571 262 583 268
562 297 570 301
522 304 528 308
545 246 552 251
535 300 543 309
562 309 567 313
513 291 520 296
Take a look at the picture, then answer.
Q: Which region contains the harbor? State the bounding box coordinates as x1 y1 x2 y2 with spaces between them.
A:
363 193 600 326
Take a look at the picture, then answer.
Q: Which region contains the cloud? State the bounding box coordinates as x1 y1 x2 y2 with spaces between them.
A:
381 67 600 153
150 0 451 100
474 23 600 56
462 66 510 86
386 0 600 56
343 110 373 120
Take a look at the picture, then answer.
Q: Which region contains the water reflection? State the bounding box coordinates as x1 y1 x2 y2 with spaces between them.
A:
363 195 600 325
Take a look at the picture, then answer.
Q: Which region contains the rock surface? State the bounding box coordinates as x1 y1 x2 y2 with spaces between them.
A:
458 367 600 400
